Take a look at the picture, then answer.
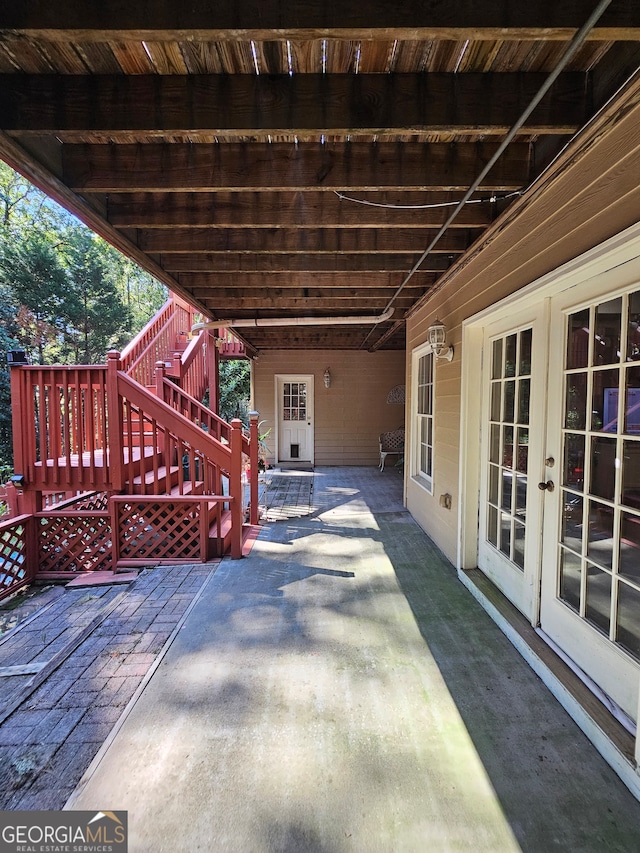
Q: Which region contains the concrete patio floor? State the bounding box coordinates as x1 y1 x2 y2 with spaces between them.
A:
64 467 640 852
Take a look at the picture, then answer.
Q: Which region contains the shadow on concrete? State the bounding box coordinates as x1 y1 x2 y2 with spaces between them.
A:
374 511 640 853
68 468 640 851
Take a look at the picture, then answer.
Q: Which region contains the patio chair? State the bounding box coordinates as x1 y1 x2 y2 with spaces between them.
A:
379 428 404 471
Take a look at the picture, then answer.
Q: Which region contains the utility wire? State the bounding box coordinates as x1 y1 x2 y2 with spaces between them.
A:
360 0 614 349
334 190 522 210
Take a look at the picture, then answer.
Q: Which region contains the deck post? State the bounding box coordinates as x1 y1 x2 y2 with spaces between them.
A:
230 418 244 559
207 332 222 496
154 361 168 463
106 351 124 491
207 330 220 414
10 365 28 484
248 410 260 526
154 360 166 400
24 512 39 585
110 496 120 570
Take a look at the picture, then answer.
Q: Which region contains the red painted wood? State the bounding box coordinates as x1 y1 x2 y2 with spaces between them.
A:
229 419 243 560
8 296 256 572
249 413 259 526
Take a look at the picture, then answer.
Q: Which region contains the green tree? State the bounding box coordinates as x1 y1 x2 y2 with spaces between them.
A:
118 258 167 329
0 284 20 477
0 232 71 364
0 161 169 473
218 359 251 423
62 228 132 363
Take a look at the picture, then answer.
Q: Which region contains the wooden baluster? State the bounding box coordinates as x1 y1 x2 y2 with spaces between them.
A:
50 370 63 477
84 369 96 488
38 370 50 485
107 351 124 492
154 362 167 474
98 369 109 487
151 420 160 495
62 371 72 485
10 365 28 485
207 330 219 415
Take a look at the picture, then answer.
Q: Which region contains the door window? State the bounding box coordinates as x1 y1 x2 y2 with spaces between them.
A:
283 382 307 421
559 291 640 660
485 329 532 569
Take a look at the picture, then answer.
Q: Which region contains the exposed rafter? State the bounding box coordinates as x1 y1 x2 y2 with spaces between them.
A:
1 1 639 41
111 192 496 230
2 74 587 139
1 2 639 350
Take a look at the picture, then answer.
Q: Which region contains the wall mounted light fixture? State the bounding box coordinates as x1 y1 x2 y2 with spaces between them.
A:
427 319 454 362
323 367 331 388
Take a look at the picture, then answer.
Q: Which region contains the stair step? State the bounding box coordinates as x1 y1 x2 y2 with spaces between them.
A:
170 481 205 496
131 465 178 487
209 508 233 552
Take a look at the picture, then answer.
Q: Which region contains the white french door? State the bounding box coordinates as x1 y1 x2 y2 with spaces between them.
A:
275 375 314 464
540 280 640 722
478 307 548 622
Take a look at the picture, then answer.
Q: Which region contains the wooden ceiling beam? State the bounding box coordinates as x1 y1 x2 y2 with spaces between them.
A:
201 297 416 311
229 326 400 351
112 192 496 229
2 74 586 138
143 227 472 254
2 2 638 41
197 287 423 300
63 140 532 192
163 253 455 273
179 271 434 289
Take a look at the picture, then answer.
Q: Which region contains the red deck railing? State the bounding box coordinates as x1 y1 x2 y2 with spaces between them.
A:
217 327 246 358
4 295 254 593
120 295 196 388
11 364 111 492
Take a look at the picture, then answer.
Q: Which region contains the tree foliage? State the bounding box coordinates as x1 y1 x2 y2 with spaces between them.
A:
218 359 251 424
0 161 168 470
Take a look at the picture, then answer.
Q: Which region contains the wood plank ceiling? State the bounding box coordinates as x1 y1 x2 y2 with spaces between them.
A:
1 3 640 352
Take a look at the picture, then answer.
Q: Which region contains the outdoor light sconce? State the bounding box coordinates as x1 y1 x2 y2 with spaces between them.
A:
10 474 25 487
427 319 454 362
323 367 331 388
6 350 28 366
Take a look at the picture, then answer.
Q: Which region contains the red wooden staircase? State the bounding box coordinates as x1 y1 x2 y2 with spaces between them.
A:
0 296 257 600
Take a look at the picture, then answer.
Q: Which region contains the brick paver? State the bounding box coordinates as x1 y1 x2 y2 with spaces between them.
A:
261 468 314 520
0 561 216 810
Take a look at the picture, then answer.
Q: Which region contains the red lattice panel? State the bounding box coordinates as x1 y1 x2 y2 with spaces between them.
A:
117 501 201 561
0 521 29 602
38 514 113 574
65 492 109 512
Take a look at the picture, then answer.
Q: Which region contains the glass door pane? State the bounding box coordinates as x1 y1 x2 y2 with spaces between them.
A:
557 291 640 663
485 328 533 571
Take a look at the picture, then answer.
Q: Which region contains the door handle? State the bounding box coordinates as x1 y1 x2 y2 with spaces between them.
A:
538 480 555 492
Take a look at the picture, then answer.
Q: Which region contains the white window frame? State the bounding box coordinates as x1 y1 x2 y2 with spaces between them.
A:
411 342 435 494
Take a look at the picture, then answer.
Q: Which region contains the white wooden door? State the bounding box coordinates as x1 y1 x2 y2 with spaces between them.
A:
276 375 314 464
477 307 547 622
540 280 640 722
